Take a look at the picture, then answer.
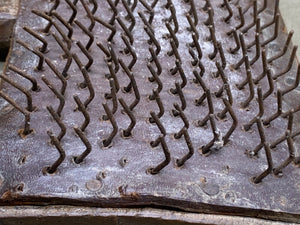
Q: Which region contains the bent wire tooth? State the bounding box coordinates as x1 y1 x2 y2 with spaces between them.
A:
8 65 40 91
80 67 95 108
223 0 233 23
202 0 212 12
121 34 137 70
253 49 268 84
138 11 155 35
102 103 118 147
147 63 162 98
122 0 136 31
16 39 44 71
249 33 260 66
73 127 92 164
167 4 179 34
189 47 198 66
74 19 94 50
268 30 294 63
0 74 34 112
227 6 244 36
118 58 132 92
0 91 32 136
208 26 218 60
107 42 120 73
47 105 66 141
149 90 164 123
129 0 138 11
204 7 214 27
262 68 274 100
191 32 202 60
222 98 237 145
217 41 226 73
105 61 120 96
193 70 208 106
45 58 67 95
116 16 134 45
52 33 72 78
217 84 233 119
174 60 187 90
263 90 283 126
243 87 264 131
107 0 118 25
144 26 161 56
169 40 181 70
97 41 111 59
52 11 73 39
149 111 166 136
215 61 228 97
282 64 300 96
188 0 198 26
186 13 198 40
128 73 140 111
261 0 279 30
49 0 60 14
31 9 53 34
76 41 94 71
240 69 255 109
45 131 66 174
236 55 250 90
241 0 257 34
94 16 116 42
119 98 136 137
229 28 240 54
173 103 189 133
202 114 220 155
246 17 261 49
42 75 65 117
171 82 186 117
149 46 162 75
271 110 294 149
197 90 214 127
273 130 295 176
233 33 247 70
65 0 77 24
103 79 118 119
252 143 273 184
166 22 179 56
74 95 90 132
261 14 280 47
258 0 267 14
89 0 98 14
148 135 171 175
273 45 298 80
175 128 194 167
139 0 154 24
23 26 48 53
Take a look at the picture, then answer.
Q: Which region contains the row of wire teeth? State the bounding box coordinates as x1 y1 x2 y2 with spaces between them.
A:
0 0 299 183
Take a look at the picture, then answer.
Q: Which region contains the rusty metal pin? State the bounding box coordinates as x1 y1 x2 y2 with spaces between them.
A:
52 33 72 77
65 0 77 24
268 30 294 63
149 90 164 123
126 72 140 111
31 9 53 34
227 6 244 36
241 0 257 34
80 67 95 108
236 54 251 90
261 14 280 47
96 41 110 58
105 61 120 94
147 63 162 97
233 33 247 70
0 91 32 136
273 45 298 80
16 40 44 71
106 0 118 25
193 70 208 106
52 11 73 39
138 11 154 35
204 7 214 27
76 41 94 70
107 42 119 73
45 58 67 95
223 0 233 23
202 114 220 154
229 29 240 54
282 64 300 96
188 0 198 26
189 47 198 67
149 111 166 136
262 68 274 100
74 95 90 132
217 84 233 119
74 19 94 50
166 22 179 56
169 41 181 73
247 18 261 49
122 0 136 31
116 16 134 45
104 79 118 118
273 131 295 176
119 98 136 137
252 143 273 184
208 26 218 60
222 98 237 145
45 131 66 174
121 34 137 70
73 127 92 164
118 58 132 92
250 33 260 65
217 41 226 71
148 135 171 175
0 74 34 112
263 90 282 126
94 16 116 42
171 83 186 117
89 0 98 14
173 60 187 90
102 103 118 147
215 62 228 97
243 87 264 131
42 75 65 117
144 26 161 56
47 105 66 141
192 33 202 59
258 0 267 14
240 69 255 109
149 46 162 75
23 26 48 53
253 49 268 84
176 128 194 167
139 0 154 24
186 14 198 41
173 103 189 131
168 4 179 34
261 0 279 30
8 65 40 92
197 90 214 127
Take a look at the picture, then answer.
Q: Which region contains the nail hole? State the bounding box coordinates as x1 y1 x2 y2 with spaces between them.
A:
18 156 27 165
119 157 128 167
16 183 24 192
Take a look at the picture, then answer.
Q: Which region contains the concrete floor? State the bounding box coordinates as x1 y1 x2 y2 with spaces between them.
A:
0 1 299 71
